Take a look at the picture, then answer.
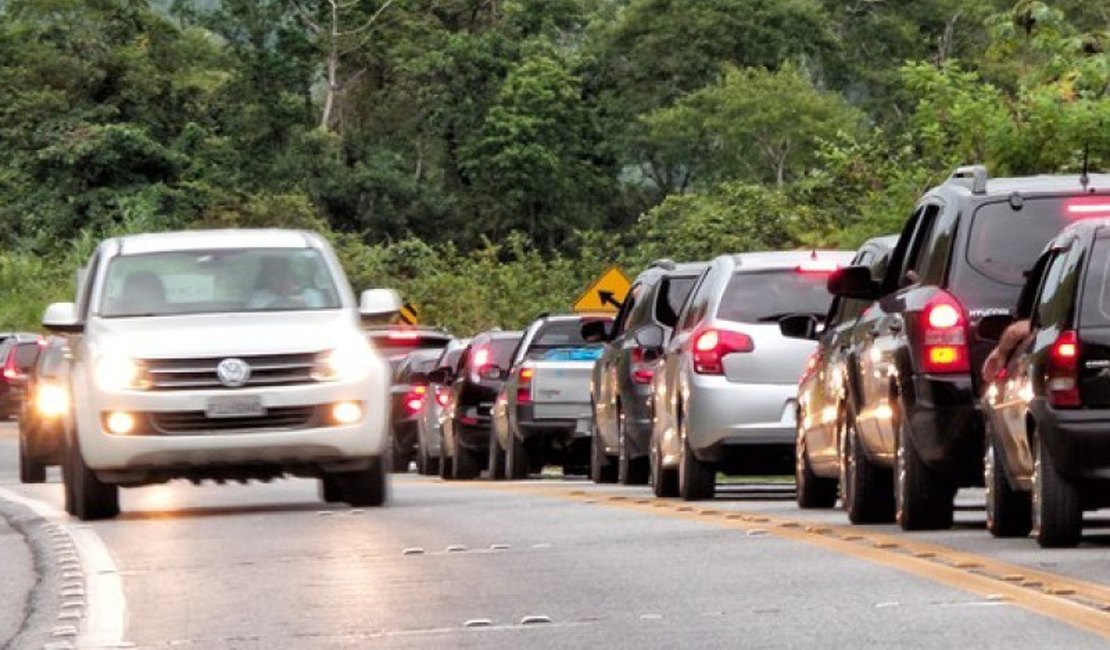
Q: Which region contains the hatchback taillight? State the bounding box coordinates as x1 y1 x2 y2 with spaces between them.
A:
630 347 655 384
516 365 535 403
1047 329 1080 408
692 328 754 375
919 292 970 374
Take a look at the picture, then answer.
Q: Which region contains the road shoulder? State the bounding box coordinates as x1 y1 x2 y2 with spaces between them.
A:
0 497 61 649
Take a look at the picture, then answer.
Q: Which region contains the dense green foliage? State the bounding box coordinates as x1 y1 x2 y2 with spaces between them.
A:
0 0 1107 332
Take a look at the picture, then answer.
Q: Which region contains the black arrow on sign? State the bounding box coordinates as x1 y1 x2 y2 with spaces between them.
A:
598 290 623 309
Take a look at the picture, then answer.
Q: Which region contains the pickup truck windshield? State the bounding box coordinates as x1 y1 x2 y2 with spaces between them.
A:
99 248 341 317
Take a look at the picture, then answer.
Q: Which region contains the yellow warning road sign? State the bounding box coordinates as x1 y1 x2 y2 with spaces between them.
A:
399 302 420 325
573 266 631 314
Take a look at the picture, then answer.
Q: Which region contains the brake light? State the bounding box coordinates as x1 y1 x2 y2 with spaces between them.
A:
1065 197 1110 218
516 365 535 404
630 347 655 384
797 260 839 273
919 292 969 374
404 385 427 414
692 328 754 375
1047 330 1080 407
469 346 495 382
387 330 421 340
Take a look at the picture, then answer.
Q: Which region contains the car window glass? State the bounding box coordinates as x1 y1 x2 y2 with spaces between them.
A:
77 252 100 319
902 206 940 286
1035 248 1071 327
679 269 712 332
717 270 837 323
1079 236 1110 327
657 275 697 328
625 285 653 330
491 337 521 367
15 343 39 370
611 284 639 336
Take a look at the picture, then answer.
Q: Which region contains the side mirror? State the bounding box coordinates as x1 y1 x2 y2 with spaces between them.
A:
976 314 1015 341
580 318 612 343
43 302 82 333
828 266 881 301
779 314 821 340
359 289 403 319
634 324 665 351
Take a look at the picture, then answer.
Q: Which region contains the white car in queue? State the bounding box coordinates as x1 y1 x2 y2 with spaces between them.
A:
43 229 401 520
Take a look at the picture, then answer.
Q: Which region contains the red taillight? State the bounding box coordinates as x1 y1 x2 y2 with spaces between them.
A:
1048 330 1080 407
1065 197 1110 219
796 260 839 273
387 330 420 340
919 292 969 374
692 328 753 375
403 385 427 415
516 365 535 404
630 347 655 385
469 346 494 382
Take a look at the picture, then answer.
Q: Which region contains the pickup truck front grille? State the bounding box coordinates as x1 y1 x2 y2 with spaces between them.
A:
142 353 320 390
149 406 320 434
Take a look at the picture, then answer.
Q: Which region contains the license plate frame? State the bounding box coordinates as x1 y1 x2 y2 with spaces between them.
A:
205 395 265 419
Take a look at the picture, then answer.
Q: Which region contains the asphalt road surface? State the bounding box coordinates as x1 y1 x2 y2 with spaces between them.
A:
1 423 1108 649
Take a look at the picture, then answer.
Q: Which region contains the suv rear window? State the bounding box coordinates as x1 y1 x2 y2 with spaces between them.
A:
1080 236 1110 327
717 270 834 323
954 198 1072 310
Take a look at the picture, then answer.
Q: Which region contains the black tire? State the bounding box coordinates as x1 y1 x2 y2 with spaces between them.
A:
617 408 649 486
650 430 678 497
589 417 617 484
438 444 454 480
417 432 440 476
506 432 530 480
320 475 344 503
67 433 119 521
984 431 1032 538
488 431 506 481
453 442 483 480
390 432 412 473
335 456 388 507
795 426 837 509
19 431 47 484
1033 427 1082 548
678 413 715 501
840 407 894 524
894 401 954 531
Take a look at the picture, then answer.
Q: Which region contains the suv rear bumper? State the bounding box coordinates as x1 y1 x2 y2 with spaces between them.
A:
1032 400 1110 487
905 375 983 485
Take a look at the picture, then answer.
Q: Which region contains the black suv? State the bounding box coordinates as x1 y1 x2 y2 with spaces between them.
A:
440 330 523 480
589 260 707 485
388 348 445 472
979 211 1110 547
829 166 1108 530
792 235 897 513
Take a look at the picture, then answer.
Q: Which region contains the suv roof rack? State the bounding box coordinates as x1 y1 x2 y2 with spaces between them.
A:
648 258 677 271
947 165 989 194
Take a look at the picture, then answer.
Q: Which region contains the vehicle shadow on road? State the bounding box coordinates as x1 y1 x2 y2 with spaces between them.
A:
712 486 796 502
115 502 344 521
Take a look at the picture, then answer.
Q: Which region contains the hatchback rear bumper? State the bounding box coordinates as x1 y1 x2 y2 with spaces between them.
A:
685 377 796 455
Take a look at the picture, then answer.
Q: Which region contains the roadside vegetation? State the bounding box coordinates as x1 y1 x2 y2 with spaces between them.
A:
0 0 1106 332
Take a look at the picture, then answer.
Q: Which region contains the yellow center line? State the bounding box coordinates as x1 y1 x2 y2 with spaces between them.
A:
435 478 1110 640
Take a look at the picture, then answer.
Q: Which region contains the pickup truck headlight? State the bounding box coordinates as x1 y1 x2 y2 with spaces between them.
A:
95 354 150 390
313 338 374 381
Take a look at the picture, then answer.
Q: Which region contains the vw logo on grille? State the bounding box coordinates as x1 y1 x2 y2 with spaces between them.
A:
216 358 251 388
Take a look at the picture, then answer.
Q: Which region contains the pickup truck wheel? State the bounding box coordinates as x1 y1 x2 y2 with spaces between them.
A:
1033 427 1082 548
19 431 46 484
618 408 649 486
840 408 894 524
984 431 1031 538
68 433 119 521
795 428 836 509
453 443 483 480
678 413 715 501
336 456 387 507
506 433 530 480
488 431 506 480
320 475 344 503
590 418 617 484
894 402 954 531
650 432 678 497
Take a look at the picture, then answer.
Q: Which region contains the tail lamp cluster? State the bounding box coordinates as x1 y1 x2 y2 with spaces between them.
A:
919 292 970 374
1047 330 1080 408
692 328 754 375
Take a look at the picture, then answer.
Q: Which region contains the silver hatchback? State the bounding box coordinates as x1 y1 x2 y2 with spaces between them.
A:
650 250 853 500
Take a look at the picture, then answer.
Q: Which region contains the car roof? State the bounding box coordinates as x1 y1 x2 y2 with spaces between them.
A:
633 261 709 284
111 229 326 256
726 250 855 270
478 330 523 341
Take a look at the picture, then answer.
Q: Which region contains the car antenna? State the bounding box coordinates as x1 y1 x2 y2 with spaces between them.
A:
1080 140 1090 192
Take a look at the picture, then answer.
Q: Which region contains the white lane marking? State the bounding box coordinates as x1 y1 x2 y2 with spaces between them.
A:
0 488 128 649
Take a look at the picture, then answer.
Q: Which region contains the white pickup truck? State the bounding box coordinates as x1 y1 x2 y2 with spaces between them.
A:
43 229 401 520
491 313 612 479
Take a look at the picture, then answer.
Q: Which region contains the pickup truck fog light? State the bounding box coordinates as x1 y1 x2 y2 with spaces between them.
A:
106 412 136 435
332 401 362 425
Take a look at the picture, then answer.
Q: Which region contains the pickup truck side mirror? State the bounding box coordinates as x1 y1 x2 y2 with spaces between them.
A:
828 266 881 301
976 314 1016 341
779 314 821 340
43 302 83 333
359 289 402 319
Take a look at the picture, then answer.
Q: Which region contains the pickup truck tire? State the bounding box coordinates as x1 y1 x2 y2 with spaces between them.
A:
488 432 506 480
678 413 715 501
335 456 387 507
618 408 649 485
19 432 46 484
650 434 678 497
795 429 836 509
68 433 120 521
1033 426 1082 548
453 443 483 480
320 475 344 503
506 433 530 480
590 419 617 484
894 401 954 531
840 407 894 524
984 431 1031 538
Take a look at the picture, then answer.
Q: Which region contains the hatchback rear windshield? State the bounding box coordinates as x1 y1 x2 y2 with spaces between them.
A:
717 270 835 323
1080 235 1110 327
488 338 520 368
953 197 1073 311
13 342 39 370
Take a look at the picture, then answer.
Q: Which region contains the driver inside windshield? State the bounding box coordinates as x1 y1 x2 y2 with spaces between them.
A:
246 257 325 310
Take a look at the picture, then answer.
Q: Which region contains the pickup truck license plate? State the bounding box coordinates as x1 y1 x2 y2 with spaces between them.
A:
206 395 265 419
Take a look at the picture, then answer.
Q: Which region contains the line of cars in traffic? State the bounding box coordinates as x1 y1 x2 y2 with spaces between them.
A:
386 165 1110 549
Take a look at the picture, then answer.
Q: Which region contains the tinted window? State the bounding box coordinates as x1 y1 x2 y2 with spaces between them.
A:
1080 237 1110 327
490 337 521 367
396 354 439 382
656 275 697 328
717 270 835 323
954 198 1072 309
532 321 602 349
438 348 464 372
611 283 640 336
1035 250 1071 327
15 343 39 370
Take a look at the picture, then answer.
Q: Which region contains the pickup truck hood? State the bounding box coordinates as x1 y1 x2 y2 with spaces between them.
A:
88 310 358 359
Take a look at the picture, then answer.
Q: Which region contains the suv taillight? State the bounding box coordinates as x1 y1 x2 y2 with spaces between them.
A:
404 385 427 415
692 328 754 375
919 292 969 374
1047 329 1080 408
630 347 655 384
516 365 535 404
435 385 450 407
